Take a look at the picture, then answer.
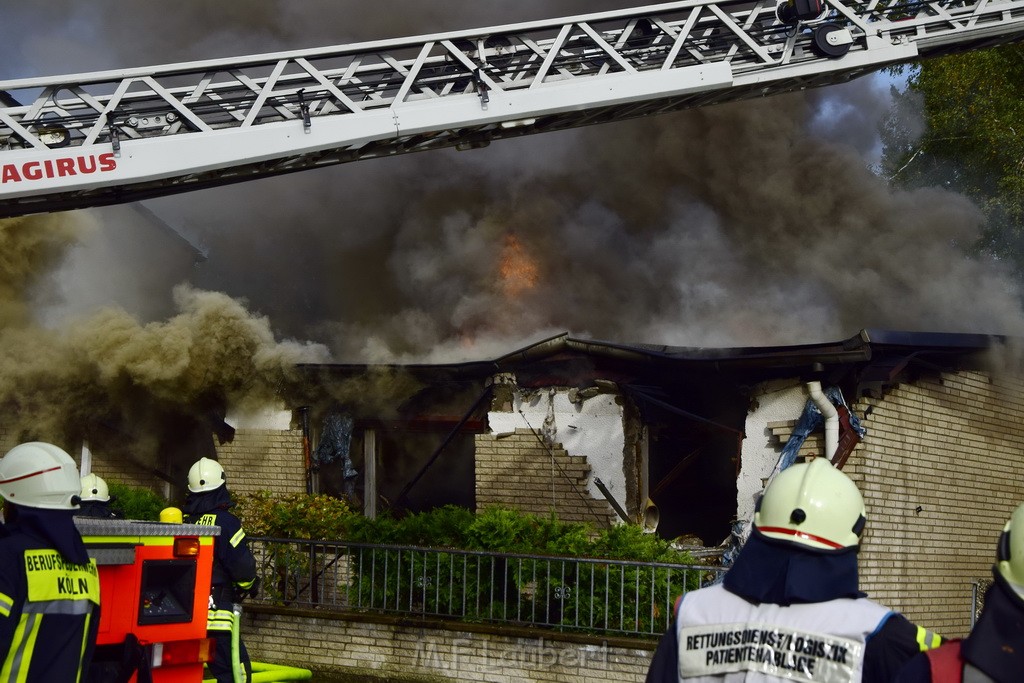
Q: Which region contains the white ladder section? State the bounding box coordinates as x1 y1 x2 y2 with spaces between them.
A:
1 0 1023 216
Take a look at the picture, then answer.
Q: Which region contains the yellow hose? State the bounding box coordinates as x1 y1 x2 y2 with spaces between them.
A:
250 662 314 681
204 661 312 683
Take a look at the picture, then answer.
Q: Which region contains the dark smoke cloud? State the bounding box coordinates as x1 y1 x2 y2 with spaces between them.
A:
1 1 1022 451
171 87 1020 362
0 218 328 446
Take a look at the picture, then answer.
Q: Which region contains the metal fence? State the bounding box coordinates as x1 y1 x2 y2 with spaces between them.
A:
248 537 725 637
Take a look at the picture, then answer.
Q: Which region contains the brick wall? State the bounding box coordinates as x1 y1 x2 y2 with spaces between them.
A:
88 456 167 494
475 430 616 527
844 371 1024 637
243 608 655 682
0 425 306 501
215 429 307 496
0 426 16 456
76 428 307 500
770 371 1024 638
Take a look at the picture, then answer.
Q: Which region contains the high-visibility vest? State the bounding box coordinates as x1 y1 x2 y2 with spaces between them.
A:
674 584 890 683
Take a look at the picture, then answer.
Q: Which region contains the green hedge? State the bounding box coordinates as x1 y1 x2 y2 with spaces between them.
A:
236 492 689 562
236 493 705 635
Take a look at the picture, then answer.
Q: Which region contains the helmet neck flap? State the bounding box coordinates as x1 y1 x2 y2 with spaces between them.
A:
5 503 90 565
723 526 862 606
961 569 1024 683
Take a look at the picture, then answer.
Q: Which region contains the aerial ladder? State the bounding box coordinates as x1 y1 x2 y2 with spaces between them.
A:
1 0 1024 217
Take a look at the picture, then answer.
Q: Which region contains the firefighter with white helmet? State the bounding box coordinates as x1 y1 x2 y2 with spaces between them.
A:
74 472 118 518
0 442 100 682
646 457 943 683
896 502 1024 683
183 456 257 683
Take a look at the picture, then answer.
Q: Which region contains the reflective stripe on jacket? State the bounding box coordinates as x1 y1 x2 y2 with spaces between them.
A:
188 508 256 590
0 539 100 683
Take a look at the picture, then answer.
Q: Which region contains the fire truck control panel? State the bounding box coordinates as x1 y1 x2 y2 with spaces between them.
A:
2 0 1024 216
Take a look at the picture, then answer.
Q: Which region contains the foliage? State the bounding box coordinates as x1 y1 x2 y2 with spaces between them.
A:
235 491 351 539
237 494 691 562
387 504 476 547
464 506 549 552
239 494 707 635
108 482 167 521
591 521 686 562
881 47 1024 275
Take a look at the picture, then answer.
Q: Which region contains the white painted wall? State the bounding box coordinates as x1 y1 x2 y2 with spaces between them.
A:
225 406 293 430
737 381 809 526
488 387 629 512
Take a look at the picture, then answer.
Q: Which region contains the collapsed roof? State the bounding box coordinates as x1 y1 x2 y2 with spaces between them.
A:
293 329 1004 539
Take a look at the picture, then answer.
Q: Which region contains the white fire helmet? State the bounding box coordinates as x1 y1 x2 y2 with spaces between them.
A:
0 442 82 510
754 457 866 551
997 502 1024 597
187 457 225 493
80 473 110 502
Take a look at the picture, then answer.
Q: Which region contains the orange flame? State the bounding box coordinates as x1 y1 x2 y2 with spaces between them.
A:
498 233 539 299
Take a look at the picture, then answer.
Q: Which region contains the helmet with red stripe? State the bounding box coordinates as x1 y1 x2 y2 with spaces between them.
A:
754 457 865 551
0 442 82 510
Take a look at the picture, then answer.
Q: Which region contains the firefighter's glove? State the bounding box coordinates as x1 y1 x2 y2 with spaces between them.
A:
233 577 261 602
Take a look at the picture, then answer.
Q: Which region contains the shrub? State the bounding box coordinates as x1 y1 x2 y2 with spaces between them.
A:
465 507 539 552
591 522 683 562
235 491 352 539
396 504 476 547
237 494 694 565
108 483 167 521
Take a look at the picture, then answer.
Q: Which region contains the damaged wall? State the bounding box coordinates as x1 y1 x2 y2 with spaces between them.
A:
484 376 639 523
11 405 307 505
740 370 1024 638
82 426 306 501
739 381 812 527
215 408 306 497
846 370 1024 637
475 429 616 526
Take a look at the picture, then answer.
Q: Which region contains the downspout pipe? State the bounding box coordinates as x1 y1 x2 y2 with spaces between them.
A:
298 406 313 494
807 381 838 459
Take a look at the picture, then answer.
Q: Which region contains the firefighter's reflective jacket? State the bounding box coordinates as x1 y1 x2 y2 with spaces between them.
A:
0 507 100 682
646 530 944 683
656 583 941 683
182 486 257 601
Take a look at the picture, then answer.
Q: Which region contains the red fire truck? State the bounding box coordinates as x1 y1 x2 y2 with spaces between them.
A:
74 517 310 683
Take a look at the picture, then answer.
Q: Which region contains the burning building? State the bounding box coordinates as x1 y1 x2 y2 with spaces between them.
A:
37 327 999 637
1 0 1023 647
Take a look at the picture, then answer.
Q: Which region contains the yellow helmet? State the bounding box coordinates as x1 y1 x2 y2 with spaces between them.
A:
187 457 225 493
997 502 1024 594
80 473 110 502
159 507 183 524
754 457 865 551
